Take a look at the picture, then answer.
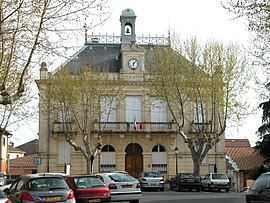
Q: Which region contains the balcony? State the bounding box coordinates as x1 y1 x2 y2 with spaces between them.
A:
188 122 212 134
53 121 178 134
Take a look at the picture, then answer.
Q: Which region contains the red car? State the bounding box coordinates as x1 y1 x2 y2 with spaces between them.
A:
63 175 111 203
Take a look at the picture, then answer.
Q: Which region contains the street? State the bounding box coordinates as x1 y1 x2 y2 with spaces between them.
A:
138 190 246 203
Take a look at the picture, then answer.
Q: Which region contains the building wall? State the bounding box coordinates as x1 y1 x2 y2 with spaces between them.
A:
0 135 9 173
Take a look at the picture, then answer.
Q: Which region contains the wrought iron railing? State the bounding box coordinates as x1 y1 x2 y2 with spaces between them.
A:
52 121 178 133
86 33 169 45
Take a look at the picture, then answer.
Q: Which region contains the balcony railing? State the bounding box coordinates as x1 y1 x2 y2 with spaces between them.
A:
189 122 212 133
53 121 178 134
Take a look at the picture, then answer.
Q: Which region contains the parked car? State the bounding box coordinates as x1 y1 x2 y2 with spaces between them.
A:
63 175 111 202
95 172 141 203
0 173 6 187
0 190 11 203
138 171 164 191
169 173 201 192
201 173 230 192
246 171 270 203
3 173 76 203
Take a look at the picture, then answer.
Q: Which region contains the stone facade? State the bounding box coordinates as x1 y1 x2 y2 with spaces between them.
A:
36 8 226 179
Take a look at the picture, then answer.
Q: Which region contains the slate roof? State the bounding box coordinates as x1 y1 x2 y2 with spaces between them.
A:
16 139 38 156
225 139 264 171
63 42 164 74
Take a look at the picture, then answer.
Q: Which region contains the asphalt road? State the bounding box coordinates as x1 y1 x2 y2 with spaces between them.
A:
139 190 246 203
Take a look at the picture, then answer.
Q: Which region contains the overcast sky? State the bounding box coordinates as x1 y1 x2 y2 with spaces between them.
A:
10 0 261 146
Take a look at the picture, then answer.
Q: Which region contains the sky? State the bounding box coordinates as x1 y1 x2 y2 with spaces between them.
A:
9 0 262 146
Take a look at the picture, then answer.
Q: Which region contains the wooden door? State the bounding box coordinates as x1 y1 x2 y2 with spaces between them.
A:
125 143 143 178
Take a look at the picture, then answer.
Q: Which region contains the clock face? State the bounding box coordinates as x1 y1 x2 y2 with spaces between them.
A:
128 58 139 69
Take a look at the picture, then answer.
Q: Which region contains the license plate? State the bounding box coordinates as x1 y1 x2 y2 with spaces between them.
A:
89 199 101 203
187 180 194 182
122 184 132 188
44 196 61 201
150 183 158 186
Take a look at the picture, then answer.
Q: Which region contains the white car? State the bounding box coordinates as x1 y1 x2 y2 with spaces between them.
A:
138 171 164 191
95 172 142 203
201 173 230 192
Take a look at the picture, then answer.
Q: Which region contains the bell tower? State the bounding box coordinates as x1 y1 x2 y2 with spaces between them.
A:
120 8 136 47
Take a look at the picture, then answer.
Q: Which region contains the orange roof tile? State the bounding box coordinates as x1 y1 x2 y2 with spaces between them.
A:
226 147 264 170
10 154 38 167
225 139 251 147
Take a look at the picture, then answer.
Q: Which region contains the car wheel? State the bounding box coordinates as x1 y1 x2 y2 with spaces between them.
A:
160 187 164 191
208 185 212 191
226 188 230 193
196 188 201 192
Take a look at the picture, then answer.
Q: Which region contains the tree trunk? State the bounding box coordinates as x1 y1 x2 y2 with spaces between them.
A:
193 159 201 177
86 156 93 174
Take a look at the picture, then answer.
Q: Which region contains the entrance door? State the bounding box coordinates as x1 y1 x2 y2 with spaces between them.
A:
125 143 143 178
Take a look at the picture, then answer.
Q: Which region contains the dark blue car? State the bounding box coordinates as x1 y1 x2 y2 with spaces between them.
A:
169 173 201 192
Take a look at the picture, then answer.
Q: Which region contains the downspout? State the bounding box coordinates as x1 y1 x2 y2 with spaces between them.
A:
47 85 51 172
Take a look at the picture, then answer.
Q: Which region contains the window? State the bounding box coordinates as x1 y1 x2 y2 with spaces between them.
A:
194 102 205 123
126 96 142 123
100 97 116 128
58 140 70 164
100 145 116 172
58 102 72 122
152 145 167 174
151 98 167 122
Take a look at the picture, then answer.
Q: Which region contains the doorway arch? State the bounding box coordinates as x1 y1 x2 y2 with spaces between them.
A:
125 143 143 178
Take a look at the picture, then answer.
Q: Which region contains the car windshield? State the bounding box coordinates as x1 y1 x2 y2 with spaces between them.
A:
74 177 105 188
0 190 6 198
29 177 67 190
212 174 228 179
108 173 137 182
250 174 270 191
180 173 197 178
143 172 161 177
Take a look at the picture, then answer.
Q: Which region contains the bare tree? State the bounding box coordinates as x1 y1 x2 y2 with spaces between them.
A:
223 0 270 73
149 36 250 175
0 0 109 135
45 67 124 174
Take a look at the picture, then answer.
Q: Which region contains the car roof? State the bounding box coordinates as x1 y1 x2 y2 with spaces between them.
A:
20 173 66 179
64 174 99 178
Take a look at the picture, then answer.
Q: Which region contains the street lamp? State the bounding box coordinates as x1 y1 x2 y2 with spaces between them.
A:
174 147 179 175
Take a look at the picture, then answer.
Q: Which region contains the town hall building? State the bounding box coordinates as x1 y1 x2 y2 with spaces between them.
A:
36 8 226 179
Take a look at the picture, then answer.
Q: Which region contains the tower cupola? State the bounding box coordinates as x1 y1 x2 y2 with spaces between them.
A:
120 8 136 46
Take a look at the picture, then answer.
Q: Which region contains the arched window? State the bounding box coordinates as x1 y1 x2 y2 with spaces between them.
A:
100 145 116 172
152 145 167 174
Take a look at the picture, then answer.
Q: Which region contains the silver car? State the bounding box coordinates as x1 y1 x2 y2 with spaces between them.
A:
4 174 76 203
246 172 270 203
138 171 164 191
0 173 6 186
0 189 11 203
95 172 142 203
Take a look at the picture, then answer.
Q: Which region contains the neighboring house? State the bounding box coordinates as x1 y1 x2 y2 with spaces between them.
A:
36 8 227 178
8 154 38 179
8 144 25 159
225 139 264 192
7 140 39 179
0 128 12 174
